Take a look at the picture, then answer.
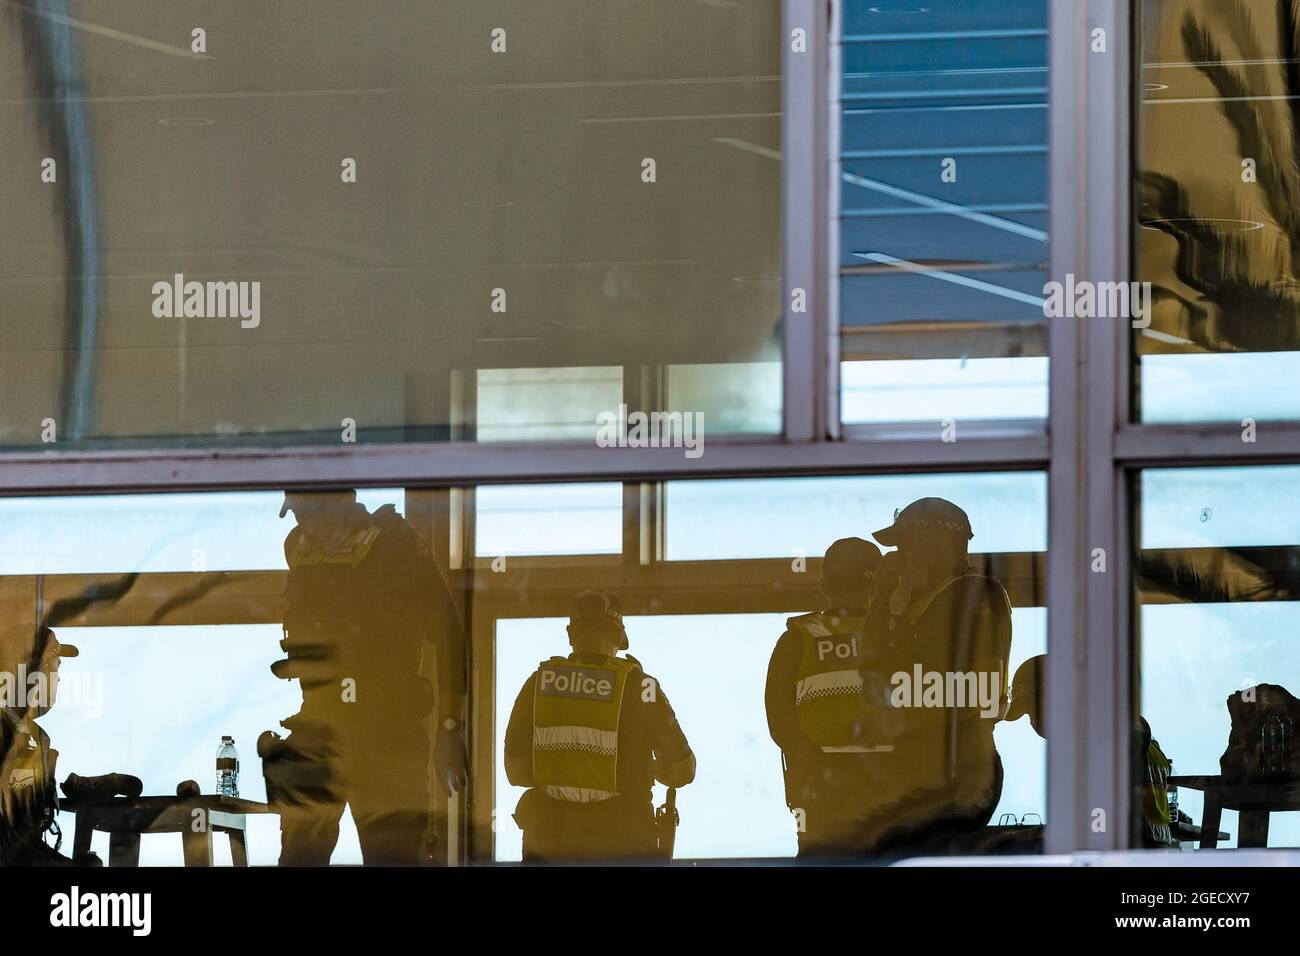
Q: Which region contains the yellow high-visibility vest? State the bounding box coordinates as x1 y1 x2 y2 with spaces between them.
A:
790 612 868 751
1144 739 1173 844
532 655 639 803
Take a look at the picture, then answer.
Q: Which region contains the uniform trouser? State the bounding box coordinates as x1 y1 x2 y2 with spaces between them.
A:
517 792 660 864
798 803 869 859
790 755 877 859
278 722 431 866
859 752 1005 858
797 790 878 859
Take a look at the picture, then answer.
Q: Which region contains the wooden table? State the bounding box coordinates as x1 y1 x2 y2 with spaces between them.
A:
61 794 273 866
1170 819 1229 845
1170 774 1300 849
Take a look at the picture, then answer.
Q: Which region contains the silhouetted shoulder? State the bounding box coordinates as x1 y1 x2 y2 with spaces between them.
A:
933 572 1010 616
283 525 304 562
970 573 1012 617
637 671 659 696
371 504 424 545
784 611 822 636
624 657 672 710
367 505 434 564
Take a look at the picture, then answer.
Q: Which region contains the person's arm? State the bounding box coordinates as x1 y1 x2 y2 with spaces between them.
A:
973 590 1012 721
884 580 1006 731
382 518 467 723
943 578 1012 722
645 680 696 788
425 562 467 724
504 676 537 788
765 630 822 770
392 529 471 793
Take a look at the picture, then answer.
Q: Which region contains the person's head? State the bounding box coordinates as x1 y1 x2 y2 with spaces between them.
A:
1005 654 1045 738
0 625 77 717
280 489 358 542
872 497 974 584
820 537 881 608
566 590 628 658
1136 714 1152 753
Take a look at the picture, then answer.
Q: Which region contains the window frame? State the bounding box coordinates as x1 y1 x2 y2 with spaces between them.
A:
15 0 1300 860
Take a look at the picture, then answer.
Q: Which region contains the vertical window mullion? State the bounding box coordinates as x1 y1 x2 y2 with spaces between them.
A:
783 0 831 443
1046 0 1133 854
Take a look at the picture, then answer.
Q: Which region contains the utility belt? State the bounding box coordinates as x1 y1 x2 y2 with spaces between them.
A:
514 787 653 829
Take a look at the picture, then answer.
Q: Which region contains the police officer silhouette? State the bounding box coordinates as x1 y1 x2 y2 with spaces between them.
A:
504 590 695 863
265 489 468 865
0 626 103 866
857 497 1012 855
766 537 881 857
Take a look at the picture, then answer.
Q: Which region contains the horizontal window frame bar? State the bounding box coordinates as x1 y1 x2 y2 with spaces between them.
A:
0 434 1050 496
842 29 1048 44
1114 423 1300 466
839 419 1046 442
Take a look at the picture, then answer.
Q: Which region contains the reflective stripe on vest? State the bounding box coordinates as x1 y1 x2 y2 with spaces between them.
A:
532 655 638 803
790 612 867 751
795 669 864 706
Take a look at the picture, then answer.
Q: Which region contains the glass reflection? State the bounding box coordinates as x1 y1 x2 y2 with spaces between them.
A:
1 1 781 448
1136 465 1300 848
838 0 1049 426
0 475 1046 865
1137 0 1300 421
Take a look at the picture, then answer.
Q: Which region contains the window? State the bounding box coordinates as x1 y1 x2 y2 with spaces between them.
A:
9 0 1272 873
3 1 781 448
0 476 1045 864
1135 0 1300 422
482 474 1047 861
1126 0 1300 857
1134 465 1300 848
838 0 1049 427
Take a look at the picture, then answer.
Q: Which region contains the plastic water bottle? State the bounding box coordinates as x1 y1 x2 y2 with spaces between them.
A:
1262 714 1292 778
216 736 240 797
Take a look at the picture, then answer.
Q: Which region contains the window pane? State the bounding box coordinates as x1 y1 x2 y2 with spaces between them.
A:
838 0 1049 426
475 483 623 558
1135 465 1300 849
484 473 1047 861
1 476 1045 865
2 2 781 449
664 473 1047 561
1136 0 1300 422
12 487 437 866
494 613 798 861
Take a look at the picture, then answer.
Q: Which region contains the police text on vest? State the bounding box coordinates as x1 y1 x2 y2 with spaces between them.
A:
538 667 617 701
817 637 860 661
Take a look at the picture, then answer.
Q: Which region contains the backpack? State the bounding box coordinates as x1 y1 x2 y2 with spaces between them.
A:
1219 683 1300 781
